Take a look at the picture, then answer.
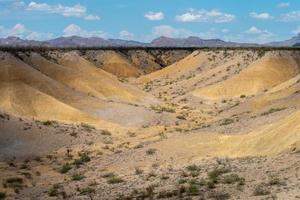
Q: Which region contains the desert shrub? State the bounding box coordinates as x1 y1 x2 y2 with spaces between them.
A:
253 183 270 196
48 184 61 197
178 178 187 184
101 130 112 136
147 171 157 178
107 176 124 184
73 152 91 166
79 187 95 195
127 131 136 137
157 190 178 198
261 108 286 116
81 123 95 132
135 167 143 175
72 173 85 181
222 174 243 184
70 132 78 137
160 174 169 180
208 167 231 184
176 115 186 120
4 177 24 191
187 183 199 196
268 175 285 186
240 94 246 98
208 191 230 200
150 105 175 113
101 172 124 184
158 132 167 139
220 118 234 126
101 172 115 178
186 164 200 172
146 148 157 155
0 192 6 200
59 163 72 174
42 120 56 126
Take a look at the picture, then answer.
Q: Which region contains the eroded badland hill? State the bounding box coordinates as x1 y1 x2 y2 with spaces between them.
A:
0 48 299 200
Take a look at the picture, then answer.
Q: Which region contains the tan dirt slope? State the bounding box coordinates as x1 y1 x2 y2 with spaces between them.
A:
193 51 300 99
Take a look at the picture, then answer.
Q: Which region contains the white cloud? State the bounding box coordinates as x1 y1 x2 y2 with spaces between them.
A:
119 30 134 40
150 25 220 40
10 23 26 36
221 29 229 33
277 2 290 8
292 27 300 35
245 26 266 34
144 11 164 21
22 1 100 20
0 23 53 40
244 26 274 43
152 25 193 38
63 24 107 38
26 31 54 40
243 26 275 43
280 11 300 21
176 9 235 23
249 12 274 20
84 15 100 21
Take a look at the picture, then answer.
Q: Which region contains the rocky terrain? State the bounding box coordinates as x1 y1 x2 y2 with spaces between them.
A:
0 48 299 200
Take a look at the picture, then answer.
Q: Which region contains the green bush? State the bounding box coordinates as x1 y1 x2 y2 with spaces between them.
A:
186 164 200 172
253 184 270 196
4 177 24 191
222 174 243 184
72 173 85 181
48 184 60 197
59 163 72 174
220 118 234 126
0 192 6 200
261 108 286 116
146 148 157 155
187 184 199 196
208 167 231 183
73 152 91 166
79 187 95 195
107 176 124 184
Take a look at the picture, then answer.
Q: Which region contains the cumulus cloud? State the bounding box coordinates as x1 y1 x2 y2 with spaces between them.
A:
144 11 164 21
84 15 100 21
119 30 134 40
244 26 269 34
280 11 300 21
152 25 193 38
63 24 107 38
221 29 230 33
0 23 53 40
176 9 235 23
249 12 274 20
277 2 290 8
150 25 220 40
19 1 100 20
26 31 54 40
244 26 274 42
292 27 300 35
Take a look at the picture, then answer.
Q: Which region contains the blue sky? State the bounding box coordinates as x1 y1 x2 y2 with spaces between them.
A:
0 0 300 43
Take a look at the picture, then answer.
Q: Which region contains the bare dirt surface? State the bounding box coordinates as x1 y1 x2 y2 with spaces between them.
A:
0 49 300 200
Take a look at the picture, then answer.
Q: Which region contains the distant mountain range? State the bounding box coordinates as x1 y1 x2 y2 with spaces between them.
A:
1 34 300 48
267 33 300 47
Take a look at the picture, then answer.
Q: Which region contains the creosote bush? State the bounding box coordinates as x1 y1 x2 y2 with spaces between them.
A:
59 163 72 174
253 183 270 196
0 192 6 200
146 148 157 155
